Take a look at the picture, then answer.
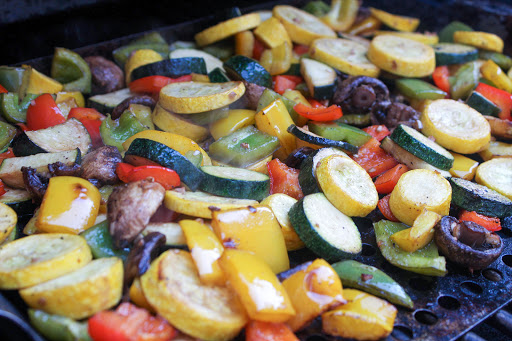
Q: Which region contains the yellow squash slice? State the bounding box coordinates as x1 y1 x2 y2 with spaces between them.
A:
124 49 163 84
0 203 17 244
140 250 248 341
151 104 210 143
159 81 245 114
195 13 261 47
254 17 292 49
368 35 435 77
390 209 441 253
453 31 504 53
310 38 380 77
421 99 491 154
20 257 122 319
235 31 255 58
0 234 91 290
369 7 420 32
479 141 512 161
475 158 512 200
480 59 512 93
273 5 336 46
372 31 439 45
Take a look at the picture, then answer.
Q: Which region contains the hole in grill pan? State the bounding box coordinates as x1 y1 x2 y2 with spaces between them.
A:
503 255 512 268
414 309 438 325
409 277 436 291
437 295 461 310
361 243 376 256
483 268 503 282
391 325 414 340
305 334 329 341
460 281 484 296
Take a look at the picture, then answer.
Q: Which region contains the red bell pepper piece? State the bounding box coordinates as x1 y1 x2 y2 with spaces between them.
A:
351 138 398 178
116 163 181 190
432 66 451 94
253 38 266 61
0 148 15 165
307 99 326 108
0 180 6 197
293 103 343 122
378 194 399 222
0 84 7 94
459 210 501 232
267 158 304 200
129 75 192 95
245 321 299 341
273 75 303 95
475 82 512 121
26 93 66 130
68 107 104 148
362 125 390 142
88 302 177 341
293 44 310 56
374 164 409 195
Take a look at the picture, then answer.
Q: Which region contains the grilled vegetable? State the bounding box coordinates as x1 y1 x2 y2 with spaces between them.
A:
475 158 512 201
194 13 261 46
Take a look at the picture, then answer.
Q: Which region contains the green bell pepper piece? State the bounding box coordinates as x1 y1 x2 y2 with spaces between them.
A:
80 221 129 260
0 93 39 123
0 66 30 99
478 50 512 71
395 78 447 100
302 1 331 17
257 88 305 126
28 309 91 341
374 220 447 277
449 61 479 100
332 260 414 308
131 31 167 45
308 122 372 146
0 121 16 151
100 111 147 152
208 125 280 167
51 48 92 94
125 104 154 130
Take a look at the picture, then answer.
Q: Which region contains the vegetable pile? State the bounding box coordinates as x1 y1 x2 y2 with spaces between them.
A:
0 1 511 340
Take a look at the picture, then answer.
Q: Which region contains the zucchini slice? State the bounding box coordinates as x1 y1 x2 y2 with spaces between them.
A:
380 137 451 178
288 193 362 261
300 58 337 101
465 91 501 117
208 67 230 83
390 124 454 170
0 148 81 189
151 104 209 143
194 12 261 47
87 88 133 114
12 118 91 156
288 125 358 154
124 138 204 191
223 55 272 88
130 58 207 82
169 49 223 73
0 187 36 216
433 43 478 65
0 203 16 245
449 177 512 218
475 158 512 201
199 165 270 201
453 31 504 53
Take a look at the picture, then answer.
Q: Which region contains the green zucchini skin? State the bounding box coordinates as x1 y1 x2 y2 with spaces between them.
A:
130 58 207 82
87 88 133 115
433 43 478 65
199 166 270 201
449 177 512 218
223 55 272 88
0 189 36 216
208 67 230 83
298 152 320 196
465 91 501 117
390 124 454 171
11 133 46 156
124 138 205 191
288 124 359 154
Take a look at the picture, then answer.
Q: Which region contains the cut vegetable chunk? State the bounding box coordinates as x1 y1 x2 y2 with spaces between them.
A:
369 7 419 32
151 104 209 143
195 13 261 46
475 158 512 201
0 203 17 245
169 49 223 73
433 43 478 65
453 31 504 53
300 58 337 101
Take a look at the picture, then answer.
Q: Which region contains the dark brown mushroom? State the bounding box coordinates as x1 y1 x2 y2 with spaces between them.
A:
80 145 122 187
332 76 390 115
232 81 266 110
48 161 81 177
21 167 49 201
107 178 165 249
371 102 422 131
111 95 156 119
284 147 316 169
434 216 503 271
85 56 125 95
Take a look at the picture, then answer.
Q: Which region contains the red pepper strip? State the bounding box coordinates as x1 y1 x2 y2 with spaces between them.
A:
293 103 343 122
245 321 299 341
459 210 501 232
129 75 192 95
432 66 451 94
307 98 326 108
374 164 409 195
68 107 104 149
116 163 181 190
273 75 303 95
362 125 391 142
26 93 65 130
475 82 512 121
267 158 304 200
253 37 266 61
378 194 399 222
293 44 310 56
88 302 177 341
351 138 398 178
16 123 29 132
0 148 15 165
0 180 6 197
0 84 7 94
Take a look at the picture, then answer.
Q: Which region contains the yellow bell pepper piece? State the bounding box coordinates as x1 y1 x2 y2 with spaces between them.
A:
219 249 295 323
479 140 512 161
254 17 292 49
55 91 85 108
129 278 155 313
209 109 256 140
36 176 100 234
180 219 225 286
255 99 296 160
369 7 420 32
322 0 359 32
25 67 63 94
235 31 255 58
283 89 310 126
481 60 512 93
211 205 289 274
390 209 441 253
259 42 292 76
449 152 479 180
283 259 344 331
322 289 397 341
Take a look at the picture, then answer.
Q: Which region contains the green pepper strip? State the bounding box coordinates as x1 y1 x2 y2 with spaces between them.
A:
0 121 17 151
51 48 92 94
449 61 479 100
99 111 147 152
28 309 92 341
80 220 130 260
0 93 39 123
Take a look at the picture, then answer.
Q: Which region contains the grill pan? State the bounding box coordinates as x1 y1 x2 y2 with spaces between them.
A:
1 0 512 340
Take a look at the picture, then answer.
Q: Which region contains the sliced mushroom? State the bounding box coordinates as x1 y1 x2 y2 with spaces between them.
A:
48 161 81 177
107 178 165 249
81 146 122 186
111 95 156 119
232 81 265 110
284 147 316 169
434 216 503 271
371 102 422 131
484 115 512 141
21 167 49 201
85 56 125 95
332 76 390 115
